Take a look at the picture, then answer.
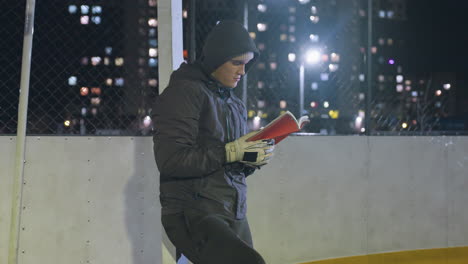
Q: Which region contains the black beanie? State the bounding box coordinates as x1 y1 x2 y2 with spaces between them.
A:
200 21 259 74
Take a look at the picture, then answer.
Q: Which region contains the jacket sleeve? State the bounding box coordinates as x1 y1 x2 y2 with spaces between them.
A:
153 80 226 178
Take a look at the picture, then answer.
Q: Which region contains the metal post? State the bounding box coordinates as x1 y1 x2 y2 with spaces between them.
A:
188 0 196 63
158 0 184 94
365 0 373 135
9 0 36 263
241 0 249 106
299 63 305 117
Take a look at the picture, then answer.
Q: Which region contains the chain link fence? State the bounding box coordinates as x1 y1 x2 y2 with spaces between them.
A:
1 0 466 136
1 0 158 135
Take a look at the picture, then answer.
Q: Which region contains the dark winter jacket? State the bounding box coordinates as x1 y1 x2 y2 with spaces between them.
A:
153 21 259 219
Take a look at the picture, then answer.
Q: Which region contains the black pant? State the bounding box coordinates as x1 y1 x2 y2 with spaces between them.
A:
162 210 266 264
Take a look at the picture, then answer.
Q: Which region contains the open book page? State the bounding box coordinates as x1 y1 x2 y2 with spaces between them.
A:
246 111 309 144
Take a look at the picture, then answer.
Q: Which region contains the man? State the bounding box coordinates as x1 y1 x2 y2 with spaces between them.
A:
153 21 274 264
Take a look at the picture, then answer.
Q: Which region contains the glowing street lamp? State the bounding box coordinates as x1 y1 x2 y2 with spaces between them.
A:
305 49 321 65
299 48 322 116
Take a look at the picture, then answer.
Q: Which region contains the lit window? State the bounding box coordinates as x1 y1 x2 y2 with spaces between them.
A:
80 57 88 65
257 4 267 12
311 82 318 90
310 16 319 23
371 47 377 54
396 75 403 83
270 62 277 70
149 58 158 67
257 100 265 108
299 0 310 4
435 102 441 107
359 74 365 82
280 100 287 109
91 87 101 95
81 108 87 116
105 47 112 55
257 63 266 70
91 108 98 116
147 40 157 48
323 101 330 108
387 11 394 18
68 76 77 86
148 18 158 27
288 26 295 33
309 34 319 42
387 38 393 45
249 32 256 40
378 38 385 45
289 16 296 23
328 64 339 72
359 9 366 17
257 23 267 32
92 6 102 14
91 57 101 66
396 84 403 92
359 93 365 100
289 7 296 13
405 80 412 85
388 59 395 65
81 5 89 14
288 53 296 62
148 0 157 7
405 86 411 91
104 57 110 65
115 78 124 86
105 78 113 86
443 83 451 90
148 28 156 37
149 48 158 57
258 81 265 89
311 6 317 14
91 16 101 24
330 53 340 62
68 5 77 14
115 57 124 66
80 87 89 96
378 75 385 82
148 79 158 87
320 73 329 81
280 34 287 41
411 91 418 97
321 54 329 62
91 97 101 106
435 90 442 96
379 10 385 18
289 35 296 42
80 16 89 25
310 101 318 108
402 122 408 129
183 9 188 19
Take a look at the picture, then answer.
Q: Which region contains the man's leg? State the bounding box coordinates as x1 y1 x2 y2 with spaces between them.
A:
162 213 201 263
191 215 265 264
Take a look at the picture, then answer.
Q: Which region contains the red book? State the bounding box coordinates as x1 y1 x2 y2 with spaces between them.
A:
247 111 310 144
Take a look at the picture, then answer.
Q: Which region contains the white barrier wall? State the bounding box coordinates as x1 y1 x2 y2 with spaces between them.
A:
1 136 467 264
0 137 161 264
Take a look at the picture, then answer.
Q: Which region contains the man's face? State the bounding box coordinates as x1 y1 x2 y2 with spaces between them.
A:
211 53 254 88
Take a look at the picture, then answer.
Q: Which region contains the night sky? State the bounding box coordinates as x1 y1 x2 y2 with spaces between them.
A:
407 0 468 73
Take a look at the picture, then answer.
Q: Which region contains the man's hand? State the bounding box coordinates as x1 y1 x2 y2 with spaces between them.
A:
225 131 275 167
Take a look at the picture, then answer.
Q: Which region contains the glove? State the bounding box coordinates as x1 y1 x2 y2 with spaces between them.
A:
225 130 275 167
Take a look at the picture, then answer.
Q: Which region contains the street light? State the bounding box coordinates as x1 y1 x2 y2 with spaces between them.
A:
299 48 322 116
